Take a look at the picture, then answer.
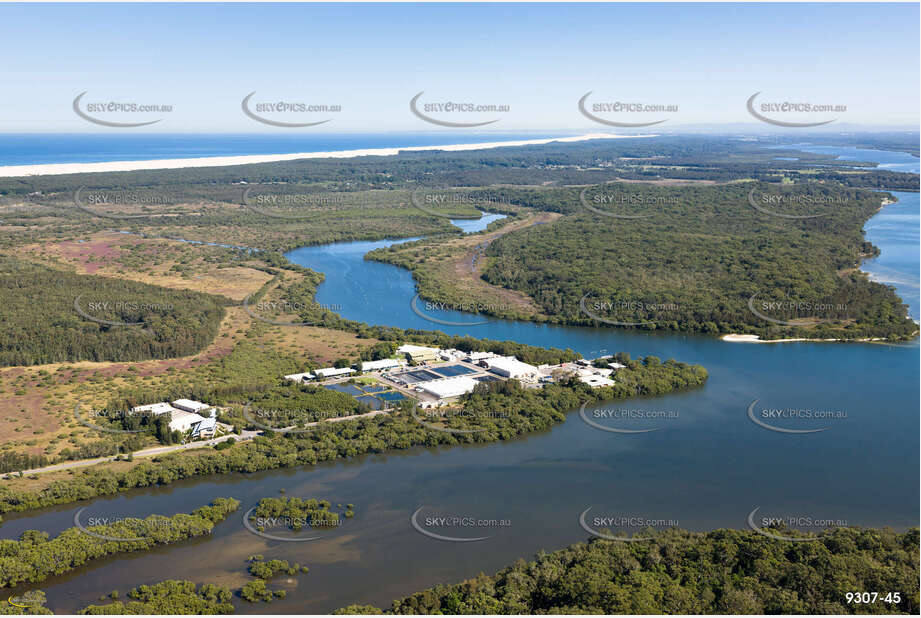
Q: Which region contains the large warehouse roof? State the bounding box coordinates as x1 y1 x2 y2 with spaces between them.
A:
420 376 479 399
484 356 538 377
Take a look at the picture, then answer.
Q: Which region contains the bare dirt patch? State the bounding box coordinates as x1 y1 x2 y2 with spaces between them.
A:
451 213 560 314
15 231 272 301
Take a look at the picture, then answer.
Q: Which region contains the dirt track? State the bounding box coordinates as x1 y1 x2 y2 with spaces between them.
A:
450 212 560 314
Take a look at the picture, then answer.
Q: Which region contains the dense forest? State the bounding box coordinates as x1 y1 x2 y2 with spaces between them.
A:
368 182 916 339
249 496 349 532
78 580 235 615
468 183 915 339
18 524 918 614
241 384 371 426
0 256 226 366
337 526 919 614
1 135 915 256
76 555 310 613
0 498 238 587
1 135 916 200
0 355 707 517
239 554 310 603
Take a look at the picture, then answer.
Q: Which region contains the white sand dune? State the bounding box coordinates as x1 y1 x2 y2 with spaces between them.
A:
0 133 654 178
721 333 895 344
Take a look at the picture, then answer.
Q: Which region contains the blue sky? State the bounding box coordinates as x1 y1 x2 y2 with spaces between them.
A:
0 2 917 132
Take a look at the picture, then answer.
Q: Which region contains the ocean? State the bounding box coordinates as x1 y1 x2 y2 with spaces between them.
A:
0 133 578 167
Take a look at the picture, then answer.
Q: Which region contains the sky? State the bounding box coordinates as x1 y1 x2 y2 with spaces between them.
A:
0 2 918 133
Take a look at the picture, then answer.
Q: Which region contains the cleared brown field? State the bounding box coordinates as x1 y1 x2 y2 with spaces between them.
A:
15 231 272 301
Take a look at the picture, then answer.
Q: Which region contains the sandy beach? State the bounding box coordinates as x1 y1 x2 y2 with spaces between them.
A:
721 333 895 344
0 133 653 178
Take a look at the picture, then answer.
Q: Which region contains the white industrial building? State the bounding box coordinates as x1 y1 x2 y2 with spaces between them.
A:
131 402 176 416
397 344 440 363
129 401 218 440
314 367 356 378
361 358 406 372
575 366 616 388
439 349 466 361
169 411 216 438
420 376 480 400
579 374 616 388
284 372 314 383
172 399 213 415
483 356 539 379
465 351 496 363
191 417 217 439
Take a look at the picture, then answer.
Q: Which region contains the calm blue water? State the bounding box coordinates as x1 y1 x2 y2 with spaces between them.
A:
768 144 919 318
864 192 920 319
451 212 506 234
773 143 920 174
0 133 576 166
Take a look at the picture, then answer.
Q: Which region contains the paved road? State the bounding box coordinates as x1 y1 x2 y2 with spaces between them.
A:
9 432 251 477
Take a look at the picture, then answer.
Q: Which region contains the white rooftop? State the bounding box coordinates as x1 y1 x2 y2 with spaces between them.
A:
169 410 207 432
484 356 538 376
172 399 211 412
131 402 176 416
192 417 217 433
579 375 616 387
576 367 613 378
420 376 480 399
361 359 405 371
315 367 355 377
397 344 440 354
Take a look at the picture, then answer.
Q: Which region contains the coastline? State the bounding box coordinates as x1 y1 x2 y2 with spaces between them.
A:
723 191 917 344
720 333 914 344
0 133 652 178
